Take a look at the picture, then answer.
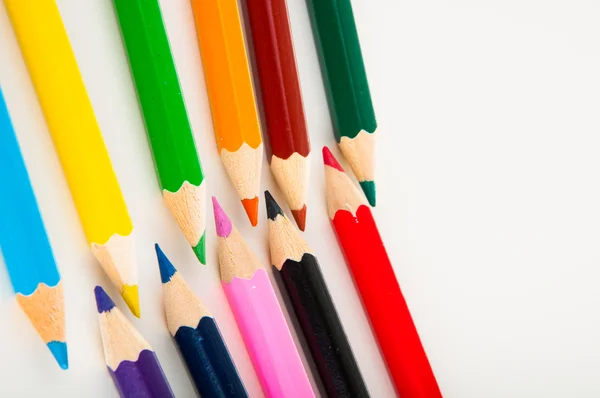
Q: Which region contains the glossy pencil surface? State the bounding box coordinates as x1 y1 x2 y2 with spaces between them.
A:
4 0 139 316
213 197 314 398
323 147 441 397
95 286 174 398
265 191 368 397
155 244 248 397
244 0 311 230
191 0 263 226
112 0 206 263
0 89 67 369
307 0 377 206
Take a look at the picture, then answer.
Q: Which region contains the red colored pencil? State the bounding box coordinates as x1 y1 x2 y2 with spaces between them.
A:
323 146 442 397
244 0 311 231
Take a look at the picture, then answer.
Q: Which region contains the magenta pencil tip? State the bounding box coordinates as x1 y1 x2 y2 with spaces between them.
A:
212 196 233 238
322 146 344 172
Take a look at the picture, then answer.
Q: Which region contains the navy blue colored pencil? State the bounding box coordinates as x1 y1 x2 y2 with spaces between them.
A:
155 244 248 397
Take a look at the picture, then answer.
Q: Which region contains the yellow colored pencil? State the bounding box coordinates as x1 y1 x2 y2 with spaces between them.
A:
4 0 140 317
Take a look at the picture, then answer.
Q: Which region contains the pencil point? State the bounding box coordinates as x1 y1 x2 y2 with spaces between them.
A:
322 146 344 171
121 285 140 318
241 197 259 226
47 341 68 370
264 190 284 220
212 196 233 237
155 244 177 283
359 181 376 206
291 205 307 231
94 286 115 314
192 233 206 264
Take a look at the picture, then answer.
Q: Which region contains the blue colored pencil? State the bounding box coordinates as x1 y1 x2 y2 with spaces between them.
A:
94 286 175 398
155 244 248 397
0 88 67 369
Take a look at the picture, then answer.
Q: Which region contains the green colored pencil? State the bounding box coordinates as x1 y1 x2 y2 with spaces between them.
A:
306 0 377 206
112 0 206 263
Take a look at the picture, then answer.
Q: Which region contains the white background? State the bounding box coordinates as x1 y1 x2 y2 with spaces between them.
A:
1 0 600 396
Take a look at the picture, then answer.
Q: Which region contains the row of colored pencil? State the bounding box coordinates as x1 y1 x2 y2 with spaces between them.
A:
89 150 442 397
0 0 443 396
3 0 376 309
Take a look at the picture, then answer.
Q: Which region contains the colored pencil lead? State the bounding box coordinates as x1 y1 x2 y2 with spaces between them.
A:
264 190 284 219
212 197 233 238
322 146 344 171
95 286 116 314
155 245 176 283
241 197 260 227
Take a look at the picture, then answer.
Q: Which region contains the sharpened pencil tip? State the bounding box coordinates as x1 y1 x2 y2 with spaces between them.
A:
359 181 376 206
291 205 307 231
94 286 115 313
192 233 206 264
212 197 233 237
47 341 68 370
121 285 140 318
322 146 344 171
241 197 259 227
155 244 177 283
264 190 284 220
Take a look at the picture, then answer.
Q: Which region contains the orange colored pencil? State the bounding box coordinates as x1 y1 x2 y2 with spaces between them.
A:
191 0 263 226
244 0 311 231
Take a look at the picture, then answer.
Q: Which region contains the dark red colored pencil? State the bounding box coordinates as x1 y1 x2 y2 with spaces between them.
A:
323 146 442 398
244 0 311 231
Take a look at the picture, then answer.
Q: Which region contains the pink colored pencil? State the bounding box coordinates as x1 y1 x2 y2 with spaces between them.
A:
212 197 314 398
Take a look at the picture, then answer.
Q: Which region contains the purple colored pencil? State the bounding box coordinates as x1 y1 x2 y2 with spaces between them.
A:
95 286 175 398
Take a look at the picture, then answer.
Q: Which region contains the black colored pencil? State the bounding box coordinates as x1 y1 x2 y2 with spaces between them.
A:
265 190 369 397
